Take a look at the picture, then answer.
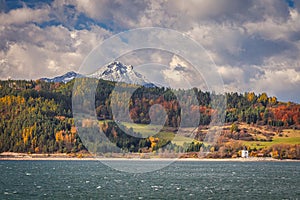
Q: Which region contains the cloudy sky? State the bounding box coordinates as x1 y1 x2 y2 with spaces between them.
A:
0 0 300 102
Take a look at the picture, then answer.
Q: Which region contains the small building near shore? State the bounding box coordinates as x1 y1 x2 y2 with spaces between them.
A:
241 150 249 158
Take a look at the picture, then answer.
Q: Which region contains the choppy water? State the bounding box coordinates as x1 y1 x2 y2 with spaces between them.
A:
0 160 299 199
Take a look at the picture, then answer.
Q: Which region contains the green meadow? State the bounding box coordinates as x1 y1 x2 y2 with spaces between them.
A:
242 129 300 149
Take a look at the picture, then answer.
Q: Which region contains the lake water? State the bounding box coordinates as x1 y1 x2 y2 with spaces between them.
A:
0 160 299 199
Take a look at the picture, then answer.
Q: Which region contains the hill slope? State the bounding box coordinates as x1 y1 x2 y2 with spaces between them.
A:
0 79 299 159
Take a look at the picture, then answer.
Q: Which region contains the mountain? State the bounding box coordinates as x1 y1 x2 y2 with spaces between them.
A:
89 61 155 87
40 62 156 87
40 71 82 83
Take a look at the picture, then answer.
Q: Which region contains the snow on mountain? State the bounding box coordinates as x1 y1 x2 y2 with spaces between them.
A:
40 71 82 83
89 61 155 87
40 62 156 87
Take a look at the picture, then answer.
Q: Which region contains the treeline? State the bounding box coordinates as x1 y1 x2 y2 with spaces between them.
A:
0 79 299 154
92 80 300 128
0 80 81 153
0 95 86 153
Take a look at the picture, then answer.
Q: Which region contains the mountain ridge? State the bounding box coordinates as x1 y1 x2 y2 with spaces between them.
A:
40 71 82 83
40 61 156 87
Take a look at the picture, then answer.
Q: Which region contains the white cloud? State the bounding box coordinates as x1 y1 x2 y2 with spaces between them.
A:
0 23 111 79
135 0 291 31
161 55 208 90
66 0 149 29
169 55 189 69
217 66 244 85
185 23 247 66
244 8 300 41
0 6 50 26
251 68 300 102
1 0 300 102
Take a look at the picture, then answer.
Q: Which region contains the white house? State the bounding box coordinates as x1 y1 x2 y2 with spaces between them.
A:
241 150 249 158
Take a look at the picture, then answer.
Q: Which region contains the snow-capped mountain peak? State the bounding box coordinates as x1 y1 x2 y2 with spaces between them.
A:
40 71 81 83
39 62 156 87
89 61 151 86
102 61 133 75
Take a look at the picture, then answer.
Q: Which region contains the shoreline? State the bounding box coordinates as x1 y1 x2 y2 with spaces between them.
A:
0 153 299 162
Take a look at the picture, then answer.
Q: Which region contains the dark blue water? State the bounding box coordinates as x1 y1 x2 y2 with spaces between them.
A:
0 161 299 199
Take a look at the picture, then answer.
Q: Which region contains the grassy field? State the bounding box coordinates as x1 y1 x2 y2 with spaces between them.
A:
242 129 300 149
120 122 195 146
98 120 196 146
172 134 195 146
119 121 162 137
98 120 300 149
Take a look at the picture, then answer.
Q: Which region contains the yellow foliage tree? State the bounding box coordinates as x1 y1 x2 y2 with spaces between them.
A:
247 92 255 102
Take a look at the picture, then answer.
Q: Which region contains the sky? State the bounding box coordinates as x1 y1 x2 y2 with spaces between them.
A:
0 0 300 103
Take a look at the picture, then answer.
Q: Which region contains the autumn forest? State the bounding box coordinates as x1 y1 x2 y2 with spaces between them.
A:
0 78 300 159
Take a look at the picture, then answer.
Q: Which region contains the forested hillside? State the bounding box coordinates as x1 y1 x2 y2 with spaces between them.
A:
0 79 299 158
